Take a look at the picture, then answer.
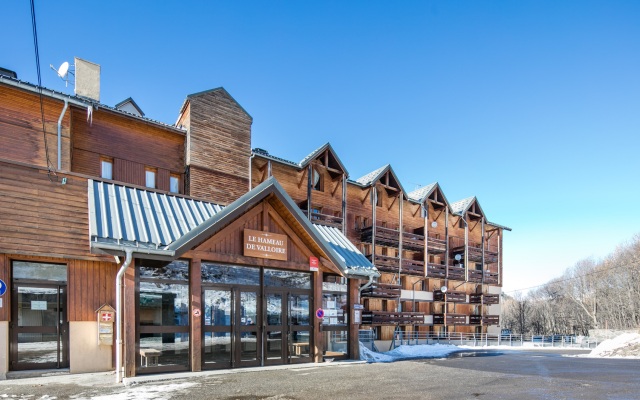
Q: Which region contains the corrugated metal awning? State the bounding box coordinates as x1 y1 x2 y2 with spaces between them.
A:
313 224 377 276
88 180 223 249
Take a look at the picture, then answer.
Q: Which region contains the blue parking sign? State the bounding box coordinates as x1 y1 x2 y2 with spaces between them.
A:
0 279 6 296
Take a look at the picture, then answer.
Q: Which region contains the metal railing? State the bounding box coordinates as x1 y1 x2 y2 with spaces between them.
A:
387 331 599 350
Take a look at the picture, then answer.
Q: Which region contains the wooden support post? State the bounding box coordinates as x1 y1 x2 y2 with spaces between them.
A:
190 259 202 371
313 270 323 363
123 259 136 378
348 278 361 360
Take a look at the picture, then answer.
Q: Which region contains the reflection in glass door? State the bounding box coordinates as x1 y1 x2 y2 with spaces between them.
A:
288 293 311 363
263 290 312 365
264 292 284 364
236 290 260 367
202 288 232 369
10 284 68 370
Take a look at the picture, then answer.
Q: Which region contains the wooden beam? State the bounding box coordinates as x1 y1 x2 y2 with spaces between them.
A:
361 187 371 204
123 259 136 378
313 270 323 363
297 168 308 189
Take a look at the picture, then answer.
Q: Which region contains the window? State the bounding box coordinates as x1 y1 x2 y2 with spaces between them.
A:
355 216 361 230
376 187 382 207
145 167 157 189
311 168 323 191
170 174 180 193
100 157 113 180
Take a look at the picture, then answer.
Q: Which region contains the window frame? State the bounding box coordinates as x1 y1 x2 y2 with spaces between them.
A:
100 157 113 180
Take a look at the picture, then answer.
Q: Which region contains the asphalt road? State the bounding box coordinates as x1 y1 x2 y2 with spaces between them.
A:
1 350 638 399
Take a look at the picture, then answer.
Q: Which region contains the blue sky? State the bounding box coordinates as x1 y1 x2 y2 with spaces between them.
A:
3 1 640 293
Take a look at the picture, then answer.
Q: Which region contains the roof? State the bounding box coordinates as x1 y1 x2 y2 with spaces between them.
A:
89 177 377 277
114 97 145 117
253 143 349 176
355 165 389 186
180 87 252 121
487 221 512 231
450 196 478 216
89 180 223 249
407 183 437 202
0 75 184 134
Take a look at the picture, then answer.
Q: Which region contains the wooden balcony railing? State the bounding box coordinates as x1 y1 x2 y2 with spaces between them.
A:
449 237 499 263
468 293 500 305
302 210 343 229
427 232 447 253
469 315 500 325
360 282 401 299
362 311 426 326
366 254 424 276
447 265 465 281
468 270 499 284
359 226 426 251
433 314 467 325
433 290 466 303
484 272 499 284
426 263 446 278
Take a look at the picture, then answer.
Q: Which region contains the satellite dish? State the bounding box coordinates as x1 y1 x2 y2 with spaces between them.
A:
57 62 70 78
455 254 462 261
440 286 448 293
431 221 438 228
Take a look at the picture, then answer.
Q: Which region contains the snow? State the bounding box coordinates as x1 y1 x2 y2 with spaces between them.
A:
360 343 460 362
70 382 198 400
581 333 640 359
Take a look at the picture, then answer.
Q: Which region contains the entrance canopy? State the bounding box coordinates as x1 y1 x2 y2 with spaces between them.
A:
88 177 378 279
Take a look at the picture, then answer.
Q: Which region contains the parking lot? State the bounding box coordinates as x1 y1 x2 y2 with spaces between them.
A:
1 349 638 399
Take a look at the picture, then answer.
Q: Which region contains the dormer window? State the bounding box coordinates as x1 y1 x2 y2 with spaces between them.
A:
100 157 113 180
312 168 323 191
145 167 157 189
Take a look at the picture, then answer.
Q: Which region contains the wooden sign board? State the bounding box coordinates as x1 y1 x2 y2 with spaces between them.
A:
244 229 288 261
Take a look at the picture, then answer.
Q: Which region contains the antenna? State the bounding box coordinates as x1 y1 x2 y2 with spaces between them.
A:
49 61 74 87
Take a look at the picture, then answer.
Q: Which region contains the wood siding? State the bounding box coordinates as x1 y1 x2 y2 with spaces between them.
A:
0 160 104 260
0 85 71 170
186 89 252 204
68 259 117 321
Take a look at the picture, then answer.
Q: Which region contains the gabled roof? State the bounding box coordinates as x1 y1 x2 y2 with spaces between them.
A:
114 97 145 117
450 196 483 217
178 87 252 121
298 142 349 176
89 177 378 278
407 182 451 209
353 164 407 196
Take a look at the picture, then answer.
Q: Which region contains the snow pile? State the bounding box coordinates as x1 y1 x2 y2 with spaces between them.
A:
585 333 640 358
360 343 460 363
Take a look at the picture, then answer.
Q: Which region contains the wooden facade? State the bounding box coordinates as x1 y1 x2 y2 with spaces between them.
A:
0 70 506 378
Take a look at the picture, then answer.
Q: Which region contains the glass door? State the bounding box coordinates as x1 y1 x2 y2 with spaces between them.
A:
234 289 260 367
263 291 284 365
288 292 312 364
202 288 233 369
10 284 68 370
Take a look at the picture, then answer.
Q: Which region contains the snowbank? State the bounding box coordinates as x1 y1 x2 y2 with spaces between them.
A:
360 343 460 363
583 333 640 359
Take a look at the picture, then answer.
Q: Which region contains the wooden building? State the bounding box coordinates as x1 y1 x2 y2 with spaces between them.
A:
0 64 508 380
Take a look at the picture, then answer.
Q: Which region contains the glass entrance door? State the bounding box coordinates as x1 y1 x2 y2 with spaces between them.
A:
10 284 68 370
263 290 312 365
202 287 261 369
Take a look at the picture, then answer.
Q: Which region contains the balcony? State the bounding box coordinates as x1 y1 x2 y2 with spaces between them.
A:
468 269 500 284
449 237 499 263
360 282 401 299
447 265 465 281
427 232 447 253
359 226 425 251
426 263 446 278
484 271 499 285
433 290 466 303
302 210 343 229
433 314 467 325
469 315 500 325
366 254 424 276
468 293 500 305
362 311 426 326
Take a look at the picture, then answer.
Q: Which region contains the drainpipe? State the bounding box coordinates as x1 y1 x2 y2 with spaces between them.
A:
460 216 469 281
57 99 68 170
358 274 375 295
248 153 256 190
115 249 133 384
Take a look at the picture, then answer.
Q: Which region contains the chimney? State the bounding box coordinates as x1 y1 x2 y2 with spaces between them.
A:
74 57 100 102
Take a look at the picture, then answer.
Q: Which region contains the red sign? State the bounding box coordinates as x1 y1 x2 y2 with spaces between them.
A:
310 256 319 272
100 312 113 322
193 308 201 317
316 308 325 319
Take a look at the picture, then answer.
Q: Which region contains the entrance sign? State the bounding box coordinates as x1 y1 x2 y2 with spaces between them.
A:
96 304 115 346
0 279 6 296
244 229 288 261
